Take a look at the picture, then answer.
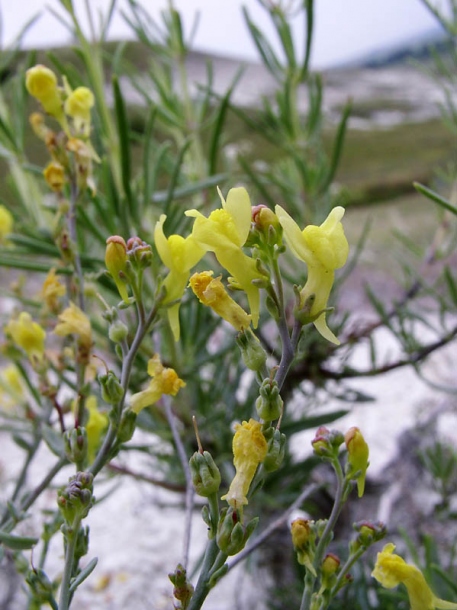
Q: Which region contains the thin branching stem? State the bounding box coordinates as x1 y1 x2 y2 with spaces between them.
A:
163 395 194 570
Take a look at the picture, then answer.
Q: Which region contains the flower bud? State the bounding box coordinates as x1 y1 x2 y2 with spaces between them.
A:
99 371 124 405
189 450 221 497
25 65 66 127
0 204 14 244
64 426 88 464
43 161 66 192
311 426 344 458
25 568 55 605
345 427 369 497
64 87 94 137
255 378 283 422
322 553 340 577
252 205 280 233
291 518 316 575
108 319 128 343
117 408 137 443
216 507 258 556
105 236 129 303
263 428 286 472
57 471 94 525
321 553 341 592
236 327 267 372
126 236 153 269
351 520 386 552
169 563 194 607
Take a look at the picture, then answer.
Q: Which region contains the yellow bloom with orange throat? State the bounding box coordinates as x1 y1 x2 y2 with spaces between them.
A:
189 271 251 331
186 187 264 328
221 419 267 510
275 205 349 344
372 543 457 610
130 354 186 414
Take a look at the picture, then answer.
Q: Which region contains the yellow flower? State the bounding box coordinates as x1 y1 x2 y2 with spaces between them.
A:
130 354 186 414
41 268 66 313
43 162 66 192
64 86 95 137
85 396 108 463
275 205 349 344
186 187 264 328
0 205 13 244
154 214 205 341
372 543 457 610
5 312 46 362
0 364 24 411
345 426 369 497
189 271 251 331
105 236 129 303
54 302 92 353
25 65 67 129
221 418 267 509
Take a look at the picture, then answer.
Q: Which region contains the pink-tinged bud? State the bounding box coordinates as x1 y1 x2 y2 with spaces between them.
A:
252 204 280 231
105 236 129 303
322 553 340 577
345 427 369 497
312 426 344 457
352 520 386 549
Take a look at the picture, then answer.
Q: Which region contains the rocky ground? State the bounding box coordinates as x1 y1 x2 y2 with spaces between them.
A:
121 50 449 129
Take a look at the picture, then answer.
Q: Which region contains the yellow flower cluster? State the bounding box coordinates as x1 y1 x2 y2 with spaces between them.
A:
130 354 186 414
153 186 349 344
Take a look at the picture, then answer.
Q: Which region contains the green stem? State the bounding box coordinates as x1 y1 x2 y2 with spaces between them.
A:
89 304 159 477
329 546 366 598
58 517 82 610
187 539 220 610
300 459 346 610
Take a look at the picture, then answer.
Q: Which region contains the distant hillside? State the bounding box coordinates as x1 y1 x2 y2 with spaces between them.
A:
357 27 448 68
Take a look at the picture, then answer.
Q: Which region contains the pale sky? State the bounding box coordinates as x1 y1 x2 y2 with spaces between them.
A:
0 0 442 68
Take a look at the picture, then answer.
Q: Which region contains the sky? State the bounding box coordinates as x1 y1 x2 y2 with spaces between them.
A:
0 0 443 69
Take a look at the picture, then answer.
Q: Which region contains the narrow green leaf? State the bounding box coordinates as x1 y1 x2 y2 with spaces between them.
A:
0 530 38 550
414 182 457 215
208 68 243 175
69 557 98 593
112 75 135 221
300 0 314 79
270 9 296 69
444 265 457 306
242 7 283 81
142 105 158 209
323 98 352 192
